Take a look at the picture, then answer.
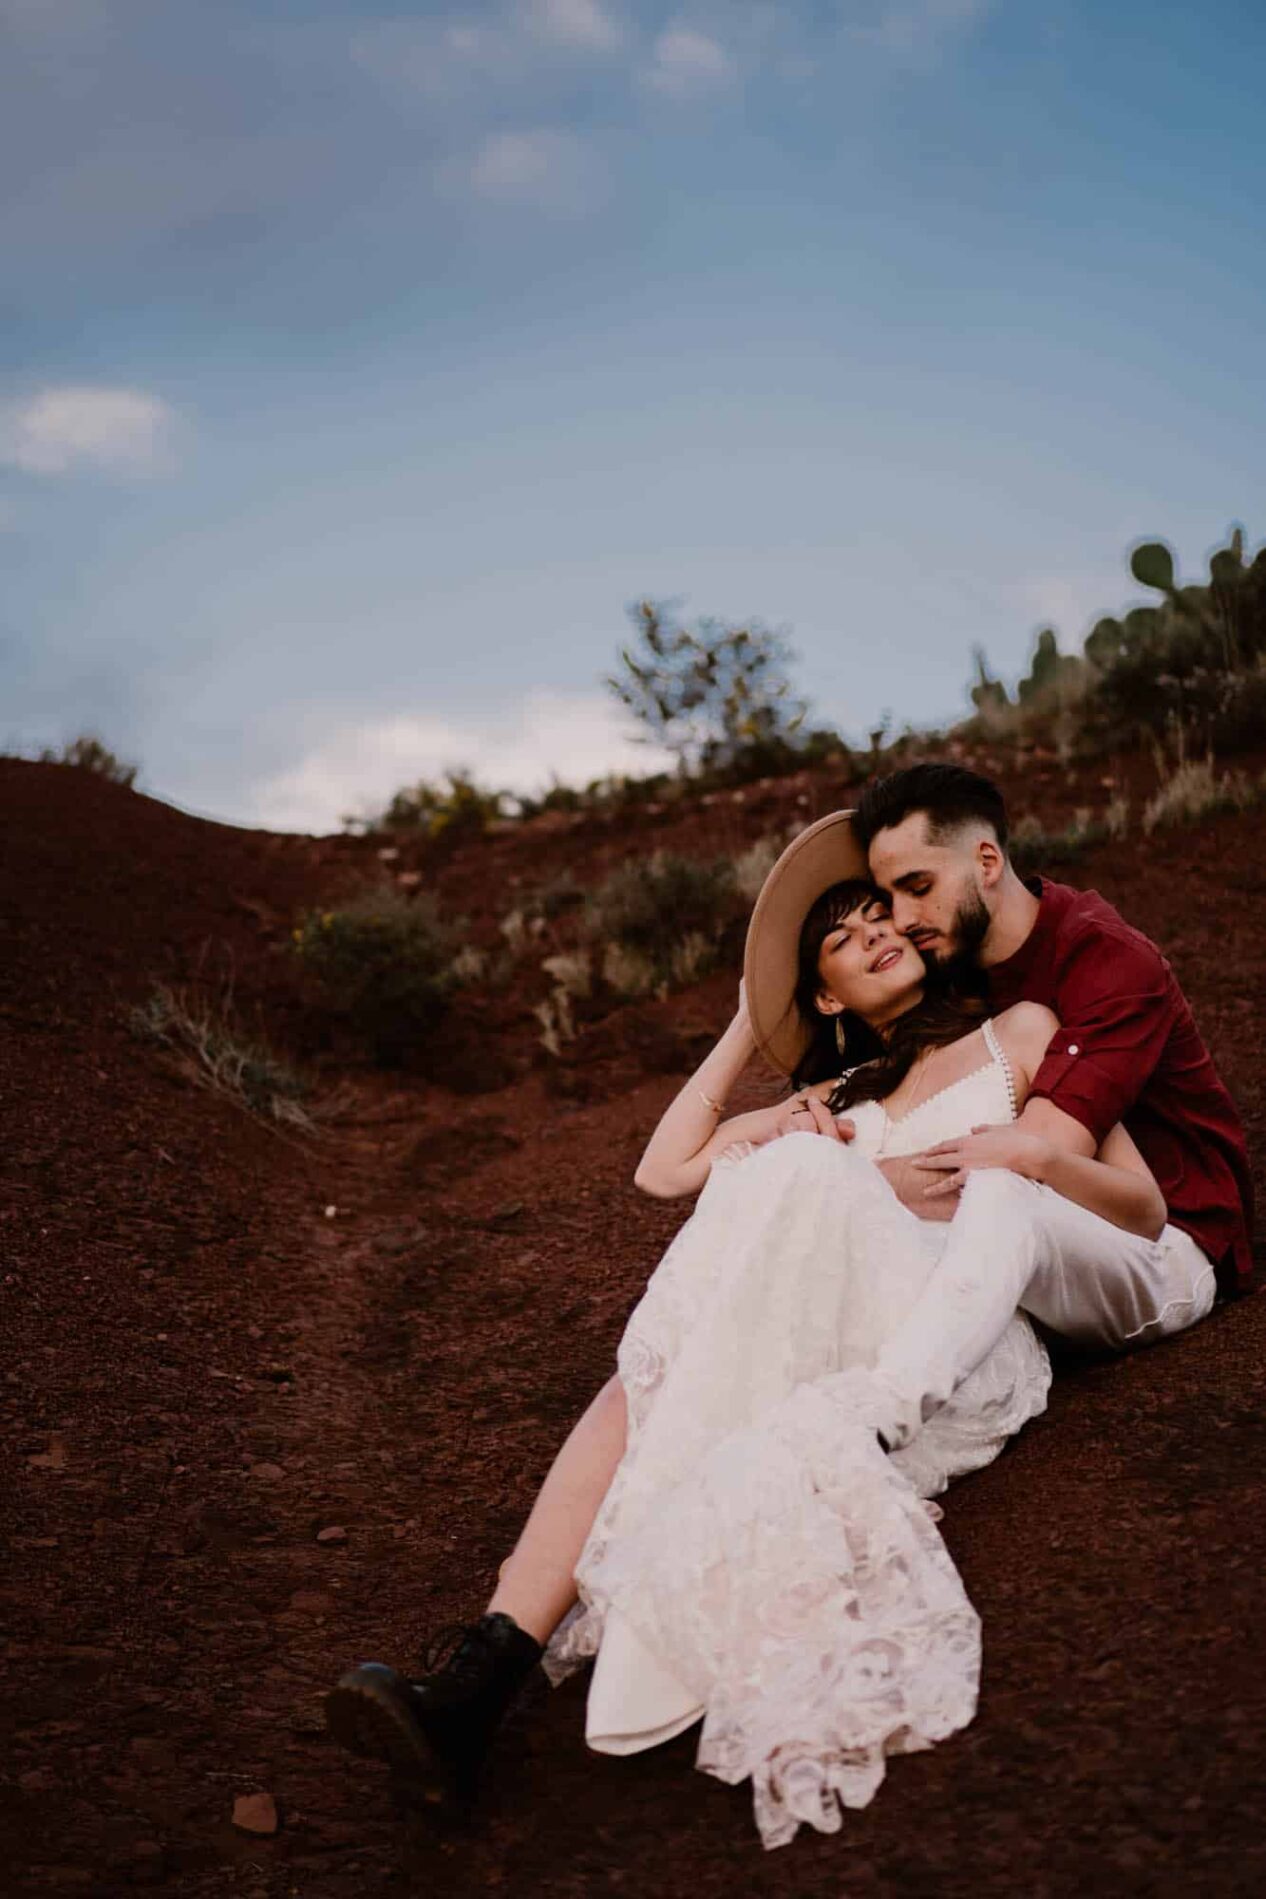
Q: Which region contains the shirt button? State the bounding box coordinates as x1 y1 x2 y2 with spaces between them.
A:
1067 1043 1080 1055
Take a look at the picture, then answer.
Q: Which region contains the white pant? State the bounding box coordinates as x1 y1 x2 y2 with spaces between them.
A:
871 1168 1219 1450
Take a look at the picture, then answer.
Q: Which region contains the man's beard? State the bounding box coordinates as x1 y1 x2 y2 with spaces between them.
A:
919 886 992 989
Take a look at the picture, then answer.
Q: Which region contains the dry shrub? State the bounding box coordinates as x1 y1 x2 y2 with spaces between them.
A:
1141 757 1257 835
128 984 314 1131
584 850 739 995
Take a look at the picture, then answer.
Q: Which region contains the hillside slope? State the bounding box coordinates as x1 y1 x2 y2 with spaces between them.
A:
2 754 1263 1897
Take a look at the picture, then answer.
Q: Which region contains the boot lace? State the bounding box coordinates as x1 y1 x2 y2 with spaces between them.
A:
422 1619 493 1680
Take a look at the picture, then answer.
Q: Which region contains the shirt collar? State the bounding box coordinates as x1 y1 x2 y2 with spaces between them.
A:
985 873 1059 993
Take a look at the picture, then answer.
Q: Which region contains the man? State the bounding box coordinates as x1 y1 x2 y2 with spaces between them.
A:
840 761 1254 1452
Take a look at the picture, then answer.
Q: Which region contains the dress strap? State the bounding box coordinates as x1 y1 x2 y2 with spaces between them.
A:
981 1017 1019 1121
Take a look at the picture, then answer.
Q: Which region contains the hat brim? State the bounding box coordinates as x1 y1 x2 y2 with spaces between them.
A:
742 809 870 1076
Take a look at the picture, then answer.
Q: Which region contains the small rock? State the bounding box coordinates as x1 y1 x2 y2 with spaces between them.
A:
315 1524 346 1544
287 1589 334 1617
28 1434 68 1470
232 1791 279 1835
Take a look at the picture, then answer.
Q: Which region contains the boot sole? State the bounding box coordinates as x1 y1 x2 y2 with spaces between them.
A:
324 1664 468 1808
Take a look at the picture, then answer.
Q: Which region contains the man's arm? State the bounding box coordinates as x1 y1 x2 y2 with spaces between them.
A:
1018 926 1177 1145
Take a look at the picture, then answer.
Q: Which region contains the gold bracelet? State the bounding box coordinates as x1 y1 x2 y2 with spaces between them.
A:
698 1089 725 1114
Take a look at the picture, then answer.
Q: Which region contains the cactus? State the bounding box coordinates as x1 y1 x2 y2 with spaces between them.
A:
1130 541 1176 594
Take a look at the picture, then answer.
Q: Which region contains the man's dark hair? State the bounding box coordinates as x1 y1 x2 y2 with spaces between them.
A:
853 762 1009 853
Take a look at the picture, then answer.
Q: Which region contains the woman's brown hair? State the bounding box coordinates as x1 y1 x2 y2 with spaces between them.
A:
788 878 987 1112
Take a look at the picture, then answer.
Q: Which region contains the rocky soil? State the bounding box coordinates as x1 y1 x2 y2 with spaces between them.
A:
3 753 1263 1897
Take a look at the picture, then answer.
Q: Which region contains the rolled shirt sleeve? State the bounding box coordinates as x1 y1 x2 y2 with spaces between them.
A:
1024 931 1177 1146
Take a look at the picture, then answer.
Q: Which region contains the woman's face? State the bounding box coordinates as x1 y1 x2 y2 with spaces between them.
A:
815 894 924 1027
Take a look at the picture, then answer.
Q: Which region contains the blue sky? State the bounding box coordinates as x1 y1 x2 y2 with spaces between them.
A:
3 0 1263 832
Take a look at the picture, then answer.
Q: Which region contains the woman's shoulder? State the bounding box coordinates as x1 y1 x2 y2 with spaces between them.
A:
988 1000 1059 1069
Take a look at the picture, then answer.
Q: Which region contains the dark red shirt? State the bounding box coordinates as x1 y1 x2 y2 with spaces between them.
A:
986 877 1254 1296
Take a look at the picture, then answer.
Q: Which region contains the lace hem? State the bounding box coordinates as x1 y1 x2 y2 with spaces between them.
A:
548 1370 980 1850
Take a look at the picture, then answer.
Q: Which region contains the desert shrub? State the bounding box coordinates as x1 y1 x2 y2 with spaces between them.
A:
1103 794 1130 840
541 950 592 999
1141 756 1257 835
733 835 782 903
1008 809 1107 873
355 767 508 839
584 850 739 993
533 988 578 1057
291 887 467 1065
128 984 313 1129
38 733 138 787
601 942 658 998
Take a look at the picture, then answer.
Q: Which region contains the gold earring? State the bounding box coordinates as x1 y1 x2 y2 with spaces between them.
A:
835 1017 847 1057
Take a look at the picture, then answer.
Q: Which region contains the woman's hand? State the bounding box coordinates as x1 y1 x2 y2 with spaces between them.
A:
772 1091 854 1143
912 1122 1053 1199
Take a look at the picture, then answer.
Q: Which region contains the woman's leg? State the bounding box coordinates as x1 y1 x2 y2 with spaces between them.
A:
483 1372 628 1645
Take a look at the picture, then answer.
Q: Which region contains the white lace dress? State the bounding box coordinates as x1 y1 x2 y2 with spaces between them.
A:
541 1019 1053 1850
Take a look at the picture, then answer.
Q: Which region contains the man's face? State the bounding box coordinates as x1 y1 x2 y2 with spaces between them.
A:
866 812 992 969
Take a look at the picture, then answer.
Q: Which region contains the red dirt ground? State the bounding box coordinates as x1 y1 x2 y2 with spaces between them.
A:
3 752 1263 1898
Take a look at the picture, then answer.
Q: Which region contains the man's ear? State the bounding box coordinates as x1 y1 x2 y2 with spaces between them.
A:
977 836 1006 889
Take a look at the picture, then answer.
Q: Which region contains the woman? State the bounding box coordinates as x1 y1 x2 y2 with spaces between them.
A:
326 815 1165 1849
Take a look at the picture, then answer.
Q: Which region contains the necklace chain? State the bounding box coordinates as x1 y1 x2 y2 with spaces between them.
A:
874 1049 937 1160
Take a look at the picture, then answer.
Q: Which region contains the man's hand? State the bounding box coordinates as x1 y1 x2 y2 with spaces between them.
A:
913 1122 1054 1198
876 1153 960 1221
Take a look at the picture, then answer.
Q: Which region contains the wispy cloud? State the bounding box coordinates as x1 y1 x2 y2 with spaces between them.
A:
351 0 623 102
0 385 179 476
641 22 738 98
349 15 526 100
528 0 624 54
246 688 676 834
445 126 599 211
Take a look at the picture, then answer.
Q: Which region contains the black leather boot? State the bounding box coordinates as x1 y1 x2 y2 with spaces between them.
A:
324 1611 545 1810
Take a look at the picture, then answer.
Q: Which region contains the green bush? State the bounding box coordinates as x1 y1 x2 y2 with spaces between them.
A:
353 767 508 839
584 850 739 993
291 887 466 1065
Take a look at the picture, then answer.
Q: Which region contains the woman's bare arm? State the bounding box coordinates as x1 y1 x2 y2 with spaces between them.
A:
632 986 839 1200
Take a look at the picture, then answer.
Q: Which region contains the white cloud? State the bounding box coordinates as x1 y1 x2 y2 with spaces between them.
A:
0 384 177 476
245 689 677 834
457 126 596 209
529 0 623 53
642 23 737 98
350 15 523 98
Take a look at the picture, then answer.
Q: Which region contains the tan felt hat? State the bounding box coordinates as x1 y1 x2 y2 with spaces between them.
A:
742 808 869 1076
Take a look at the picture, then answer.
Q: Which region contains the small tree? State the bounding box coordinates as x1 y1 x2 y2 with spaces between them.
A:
606 599 813 773
38 734 138 787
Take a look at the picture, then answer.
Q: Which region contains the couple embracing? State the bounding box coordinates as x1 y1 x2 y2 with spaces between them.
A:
326 763 1253 1852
